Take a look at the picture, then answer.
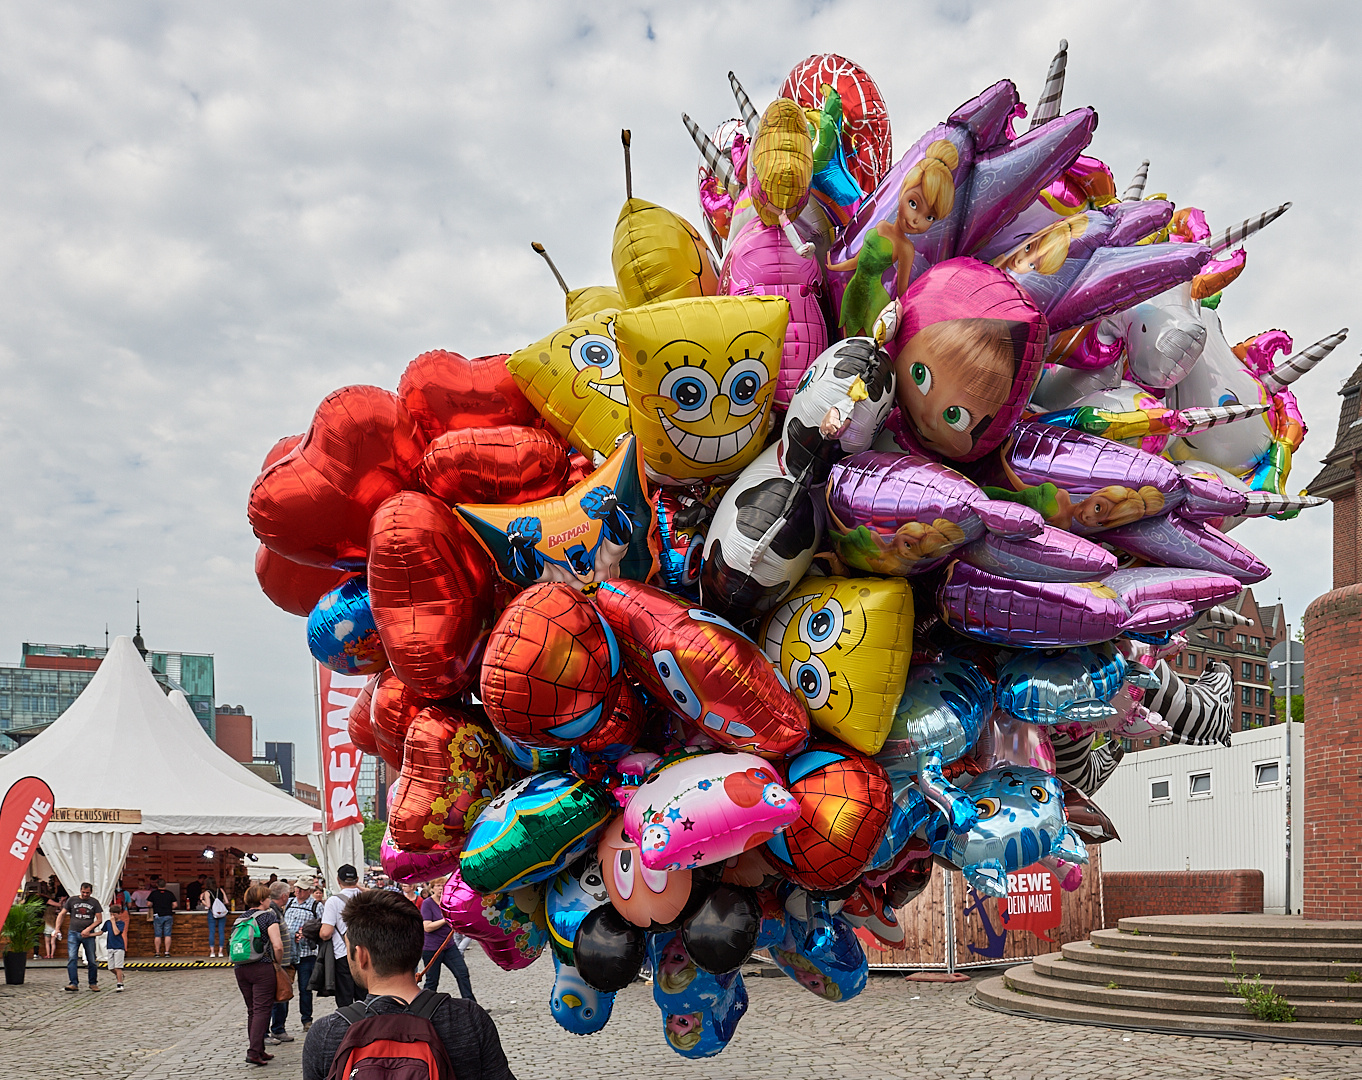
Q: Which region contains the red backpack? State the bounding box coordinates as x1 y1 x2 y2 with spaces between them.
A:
324 991 455 1080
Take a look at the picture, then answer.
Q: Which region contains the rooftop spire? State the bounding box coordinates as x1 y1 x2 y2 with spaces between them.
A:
133 591 146 658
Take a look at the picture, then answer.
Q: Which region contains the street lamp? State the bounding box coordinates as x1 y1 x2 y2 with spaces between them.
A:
1269 621 1305 915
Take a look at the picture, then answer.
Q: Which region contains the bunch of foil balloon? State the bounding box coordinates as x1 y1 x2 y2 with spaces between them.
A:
247 44 1343 1057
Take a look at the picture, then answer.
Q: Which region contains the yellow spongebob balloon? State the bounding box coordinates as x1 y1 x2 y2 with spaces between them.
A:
611 199 719 308
614 295 788 485
566 286 625 322
505 310 630 461
759 576 914 755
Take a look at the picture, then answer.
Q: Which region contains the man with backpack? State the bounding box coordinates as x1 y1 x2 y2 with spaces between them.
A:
301 889 514 1080
317 864 363 1007
282 879 322 1031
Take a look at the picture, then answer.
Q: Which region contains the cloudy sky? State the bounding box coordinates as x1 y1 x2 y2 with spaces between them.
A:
1 1 1356 783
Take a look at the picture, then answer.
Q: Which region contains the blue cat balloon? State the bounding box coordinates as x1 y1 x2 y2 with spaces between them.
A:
995 643 1126 726
928 766 1088 897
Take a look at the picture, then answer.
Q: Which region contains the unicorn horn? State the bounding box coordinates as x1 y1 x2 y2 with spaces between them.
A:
1207 202 1291 254
1123 159 1150 201
1172 402 1271 434
1240 491 1329 517
1260 328 1349 394
621 128 633 200
681 112 741 199
530 242 569 295
1029 39 1069 130
1203 605 1253 628
728 71 759 137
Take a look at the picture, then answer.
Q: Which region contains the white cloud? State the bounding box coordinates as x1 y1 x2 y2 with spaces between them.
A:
0 0 1355 782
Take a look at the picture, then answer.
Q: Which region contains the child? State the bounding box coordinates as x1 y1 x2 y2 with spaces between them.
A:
885 258 1048 463
87 902 129 992
829 139 959 336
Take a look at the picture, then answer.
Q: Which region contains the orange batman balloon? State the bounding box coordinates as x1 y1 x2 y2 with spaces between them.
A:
592 580 809 759
417 425 570 507
398 350 539 440
480 583 624 749
248 385 427 569
389 704 514 851
456 435 658 591
764 744 893 892
368 492 496 701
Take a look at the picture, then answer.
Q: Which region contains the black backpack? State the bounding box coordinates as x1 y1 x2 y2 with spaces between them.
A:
324 991 454 1080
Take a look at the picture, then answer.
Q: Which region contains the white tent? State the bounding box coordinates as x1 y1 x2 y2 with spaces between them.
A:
244 852 317 880
0 636 323 903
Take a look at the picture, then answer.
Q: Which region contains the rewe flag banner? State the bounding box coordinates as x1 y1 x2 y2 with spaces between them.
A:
316 664 366 830
0 776 54 928
997 864 1063 942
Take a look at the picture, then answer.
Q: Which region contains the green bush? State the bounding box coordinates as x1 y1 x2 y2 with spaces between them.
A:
1224 959 1295 1023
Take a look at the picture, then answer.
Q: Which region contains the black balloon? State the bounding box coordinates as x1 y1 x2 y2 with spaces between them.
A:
573 904 645 992
681 885 760 974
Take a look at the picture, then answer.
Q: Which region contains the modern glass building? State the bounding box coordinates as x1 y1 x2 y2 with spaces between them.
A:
0 639 216 746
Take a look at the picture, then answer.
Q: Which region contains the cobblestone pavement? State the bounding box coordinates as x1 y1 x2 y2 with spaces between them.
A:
0 955 1357 1079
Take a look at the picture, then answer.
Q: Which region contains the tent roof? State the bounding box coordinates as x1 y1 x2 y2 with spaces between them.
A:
0 636 321 836
244 852 318 879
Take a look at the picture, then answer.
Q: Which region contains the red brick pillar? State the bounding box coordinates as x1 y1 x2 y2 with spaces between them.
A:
1302 584 1362 919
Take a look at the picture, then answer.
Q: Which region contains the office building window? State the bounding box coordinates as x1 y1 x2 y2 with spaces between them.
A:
1241 711 1252 727
1189 771 1212 798
1255 761 1280 788
1236 633 1247 646
1216 631 1225 644
1255 688 1266 707
1150 778 1171 803
1255 713 1265 726
1241 687 1252 705
1250 637 1260 649
1256 664 1265 680
1242 661 1253 679
1175 653 1183 668
1188 654 1197 670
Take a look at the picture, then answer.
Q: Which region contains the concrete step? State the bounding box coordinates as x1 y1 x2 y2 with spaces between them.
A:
1089 927 1362 961
974 973 1362 1044
1062 940 1362 982
1004 963 1362 1021
1033 951 1362 1000
1116 914 1362 943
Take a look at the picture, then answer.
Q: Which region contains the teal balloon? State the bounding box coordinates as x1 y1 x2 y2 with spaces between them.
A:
459 772 614 894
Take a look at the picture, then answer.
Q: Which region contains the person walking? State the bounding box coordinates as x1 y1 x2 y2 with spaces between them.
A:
204 877 229 958
301 889 513 1080
88 902 129 991
317 864 362 1007
147 878 177 956
265 882 296 1046
232 882 285 1067
419 880 475 1000
41 885 60 959
55 882 103 992
282 880 321 1032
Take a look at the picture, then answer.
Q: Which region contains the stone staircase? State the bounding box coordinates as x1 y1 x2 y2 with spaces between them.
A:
974 914 1362 1043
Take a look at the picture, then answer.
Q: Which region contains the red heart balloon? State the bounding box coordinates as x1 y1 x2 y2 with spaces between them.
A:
368 491 495 701
371 670 430 770
261 434 302 470
347 675 379 756
417 425 569 506
388 704 513 851
253 544 355 618
399 351 539 440
248 386 426 569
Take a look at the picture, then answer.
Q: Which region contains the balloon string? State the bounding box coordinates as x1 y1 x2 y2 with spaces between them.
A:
416 927 457 981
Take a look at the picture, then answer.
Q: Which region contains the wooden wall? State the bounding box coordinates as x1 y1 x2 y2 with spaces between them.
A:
863 846 1103 968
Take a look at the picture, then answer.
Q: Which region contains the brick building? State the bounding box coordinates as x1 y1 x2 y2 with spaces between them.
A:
1300 358 1362 920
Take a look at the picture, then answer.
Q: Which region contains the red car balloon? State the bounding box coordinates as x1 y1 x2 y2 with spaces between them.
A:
764 744 892 893
371 670 430 771
398 350 539 440
580 680 647 756
253 544 354 618
480 583 623 749
418 425 569 507
388 704 514 851
248 385 426 569
592 580 809 759
347 675 379 757
368 491 496 700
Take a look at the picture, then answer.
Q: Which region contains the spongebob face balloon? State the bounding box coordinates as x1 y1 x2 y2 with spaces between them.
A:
759 577 914 756
612 199 719 308
614 295 789 485
505 310 630 461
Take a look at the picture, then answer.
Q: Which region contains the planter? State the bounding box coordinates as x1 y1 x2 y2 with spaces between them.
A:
4 951 27 985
